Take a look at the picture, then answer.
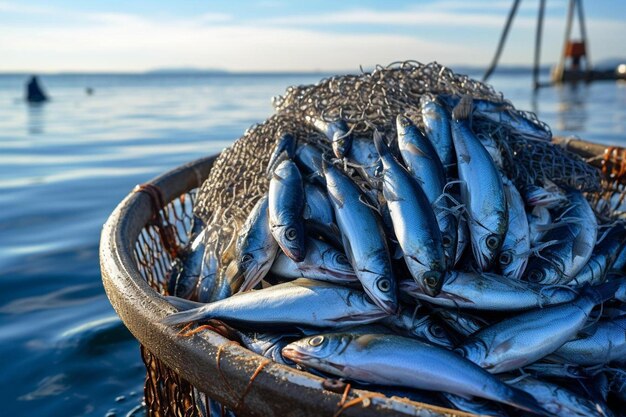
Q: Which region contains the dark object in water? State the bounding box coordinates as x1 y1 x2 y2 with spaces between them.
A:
26 75 48 103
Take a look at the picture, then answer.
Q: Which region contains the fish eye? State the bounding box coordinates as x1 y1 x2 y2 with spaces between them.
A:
442 235 453 248
486 235 500 250
309 335 325 347
335 254 349 265
241 254 253 265
285 227 298 241
499 251 512 266
527 269 544 283
429 323 445 338
377 278 391 292
423 271 441 288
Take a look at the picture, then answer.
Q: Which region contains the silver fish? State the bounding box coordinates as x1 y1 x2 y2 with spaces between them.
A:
440 95 552 141
498 176 530 280
269 159 306 262
323 160 398 314
266 132 297 176
163 279 387 328
302 182 340 246
375 133 445 296
400 272 577 311
454 216 469 266
550 316 626 366
282 333 545 414
308 116 352 159
239 331 300 365
420 95 455 177
441 393 509 417
294 142 325 186
382 308 454 348
197 245 231 303
570 223 626 287
168 229 206 299
436 309 489 338
397 115 457 266
346 136 380 180
508 377 605 417
524 189 597 285
230 195 279 292
524 181 567 208
269 237 357 284
451 96 508 270
528 205 551 246
457 286 609 373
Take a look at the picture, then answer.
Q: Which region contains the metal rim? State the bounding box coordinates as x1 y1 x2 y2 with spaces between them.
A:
100 155 471 417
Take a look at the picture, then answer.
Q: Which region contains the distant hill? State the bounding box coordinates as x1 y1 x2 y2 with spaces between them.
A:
145 67 230 75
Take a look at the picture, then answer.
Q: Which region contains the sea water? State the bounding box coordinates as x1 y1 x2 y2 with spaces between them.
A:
0 70 624 416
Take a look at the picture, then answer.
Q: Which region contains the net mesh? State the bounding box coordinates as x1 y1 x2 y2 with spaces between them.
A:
127 62 626 417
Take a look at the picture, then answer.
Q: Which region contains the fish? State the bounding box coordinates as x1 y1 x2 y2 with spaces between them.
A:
570 223 626 287
269 159 306 262
419 95 455 177
396 115 457 266
294 142 325 186
196 245 232 303
436 309 489 338
524 181 567 208
302 182 340 246
346 136 380 180
266 132 297 176
528 205 551 246
167 229 206 299
308 116 352 159
229 195 279 292
457 285 614 373
441 393 509 417
269 237 357 284
238 331 301 365
282 332 546 414
524 189 597 285
323 159 398 314
550 315 626 366
162 279 387 328
375 132 446 296
508 377 605 417
399 271 578 311
439 95 552 141
454 216 469 266
382 308 455 348
451 95 508 270
498 176 530 280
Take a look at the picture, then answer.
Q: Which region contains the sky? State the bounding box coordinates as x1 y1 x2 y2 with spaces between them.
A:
0 0 624 73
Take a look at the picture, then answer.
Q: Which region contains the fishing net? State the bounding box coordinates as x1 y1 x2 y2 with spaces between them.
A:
130 61 626 416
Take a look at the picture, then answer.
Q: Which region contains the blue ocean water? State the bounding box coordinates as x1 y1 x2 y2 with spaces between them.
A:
0 70 624 416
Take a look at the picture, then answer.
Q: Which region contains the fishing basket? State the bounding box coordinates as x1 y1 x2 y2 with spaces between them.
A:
100 62 626 417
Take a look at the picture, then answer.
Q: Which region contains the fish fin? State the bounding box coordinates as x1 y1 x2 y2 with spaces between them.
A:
161 306 210 326
492 338 515 355
505 386 550 416
452 95 473 121
373 130 390 158
404 142 426 157
164 295 205 311
572 234 592 258
588 280 623 304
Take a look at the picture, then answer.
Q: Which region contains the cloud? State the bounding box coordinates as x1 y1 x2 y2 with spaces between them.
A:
0 2 623 72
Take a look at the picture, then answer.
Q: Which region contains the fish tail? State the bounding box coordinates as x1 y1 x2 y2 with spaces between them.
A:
451 95 473 121
505 387 549 416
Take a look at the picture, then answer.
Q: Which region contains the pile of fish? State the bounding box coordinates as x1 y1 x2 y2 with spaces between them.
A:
164 94 626 416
